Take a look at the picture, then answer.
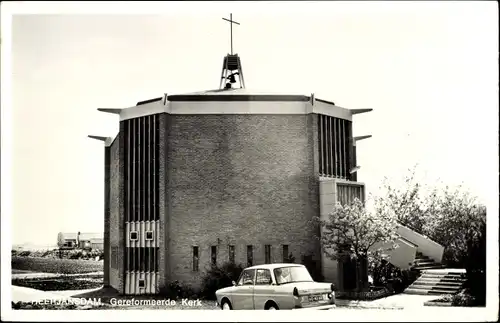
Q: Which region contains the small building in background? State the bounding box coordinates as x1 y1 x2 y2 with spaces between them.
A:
57 232 103 250
90 238 104 250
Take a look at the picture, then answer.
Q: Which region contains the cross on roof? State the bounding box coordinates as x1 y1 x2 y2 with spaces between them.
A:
222 13 240 55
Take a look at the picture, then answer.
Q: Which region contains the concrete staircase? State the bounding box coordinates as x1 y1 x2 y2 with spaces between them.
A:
411 252 445 271
404 269 466 295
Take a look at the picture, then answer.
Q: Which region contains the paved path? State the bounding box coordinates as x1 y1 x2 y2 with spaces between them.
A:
11 286 73 303
337 294 442 309
11 271 103 279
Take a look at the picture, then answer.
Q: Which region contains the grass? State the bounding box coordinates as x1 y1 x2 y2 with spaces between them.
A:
12 275 103 291
12 256 103 274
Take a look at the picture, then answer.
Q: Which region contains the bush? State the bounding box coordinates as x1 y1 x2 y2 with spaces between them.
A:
159 280 199 300
69 250 84 260
452 290 477 307
200 262 244 300
301 255 323 282
18 251 31 257
369 259 417 293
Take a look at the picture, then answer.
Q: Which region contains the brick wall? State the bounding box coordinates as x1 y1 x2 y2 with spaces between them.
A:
109 134 122 291
104 146 110 286
165 114 321 287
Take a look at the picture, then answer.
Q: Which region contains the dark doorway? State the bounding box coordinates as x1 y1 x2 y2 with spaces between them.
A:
343 257 357 291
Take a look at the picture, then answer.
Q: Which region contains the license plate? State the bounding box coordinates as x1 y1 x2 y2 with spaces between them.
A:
308 295 323 302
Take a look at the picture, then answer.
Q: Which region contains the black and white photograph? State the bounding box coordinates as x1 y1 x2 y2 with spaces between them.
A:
1 1 498 321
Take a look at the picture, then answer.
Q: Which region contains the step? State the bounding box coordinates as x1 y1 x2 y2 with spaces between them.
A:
420 276 466 283
413 266 442 270
427 289 460 295
422 270 465 275
421 273 464 279
419 277 465 283
412 281 463 287
404 288 431 295
414 261 437 267
414 256 430 260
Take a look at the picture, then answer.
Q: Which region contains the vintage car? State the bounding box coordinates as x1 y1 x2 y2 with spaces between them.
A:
215 263 336 310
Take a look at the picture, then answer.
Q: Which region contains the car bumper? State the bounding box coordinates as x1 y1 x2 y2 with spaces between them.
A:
293 304 336 310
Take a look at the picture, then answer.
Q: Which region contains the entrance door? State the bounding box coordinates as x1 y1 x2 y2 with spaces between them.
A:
343 258 357 291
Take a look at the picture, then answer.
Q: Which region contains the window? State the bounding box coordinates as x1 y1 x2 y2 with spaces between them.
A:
237 269 256 286
228 245 235 264
282 245 289 262
247 245 253 267
211 246 217 266
130 231 138 241
255 269 272 285
274 266 313 285
145 231 154 241
192 246 199 272
138 279 145 288
265 245 271 264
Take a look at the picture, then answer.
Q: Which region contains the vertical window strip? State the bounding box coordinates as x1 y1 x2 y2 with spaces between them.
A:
333 117 337 177
142 117 146 223
247 245 253 267
211 246 217 266
265 245 271 264
229 245 235 263
325 116 331 176
133 118 136 223
282 245 289 262
340 119 345 178
155 115 160 221
193 246 199 272
318 115 323 175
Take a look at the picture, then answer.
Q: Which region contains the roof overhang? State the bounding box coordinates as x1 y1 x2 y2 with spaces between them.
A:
95 89 371 122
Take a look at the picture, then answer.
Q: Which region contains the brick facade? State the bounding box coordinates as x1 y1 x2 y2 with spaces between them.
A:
166 114 321 287
105 110 361 293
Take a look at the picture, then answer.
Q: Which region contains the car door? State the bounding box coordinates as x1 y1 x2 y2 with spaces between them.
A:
253 269 274 309
231 269 256 310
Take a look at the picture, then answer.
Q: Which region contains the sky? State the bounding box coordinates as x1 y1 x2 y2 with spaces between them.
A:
3 2 498 246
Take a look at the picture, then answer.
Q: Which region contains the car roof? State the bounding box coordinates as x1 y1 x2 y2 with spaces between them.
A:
244 263 305 271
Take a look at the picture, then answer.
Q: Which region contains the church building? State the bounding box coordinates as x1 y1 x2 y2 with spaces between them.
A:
89 16 372 295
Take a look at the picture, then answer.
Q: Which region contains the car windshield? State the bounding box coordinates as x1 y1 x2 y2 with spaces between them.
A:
273 266 313 285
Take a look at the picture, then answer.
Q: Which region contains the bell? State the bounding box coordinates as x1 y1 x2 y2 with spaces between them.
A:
225 82 232 89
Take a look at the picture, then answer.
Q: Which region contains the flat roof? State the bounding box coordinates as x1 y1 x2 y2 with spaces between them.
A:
166 88 334 105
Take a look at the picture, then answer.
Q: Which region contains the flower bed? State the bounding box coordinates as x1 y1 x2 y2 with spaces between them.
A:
336 287 392 300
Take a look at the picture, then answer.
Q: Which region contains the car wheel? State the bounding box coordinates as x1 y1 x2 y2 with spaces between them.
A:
266 303 278 310
221 300 232 310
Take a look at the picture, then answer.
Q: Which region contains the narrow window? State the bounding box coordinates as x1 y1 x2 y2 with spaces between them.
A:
228 245 235 264
145 231 154 241
282 245 289 263
130 231 138 241
192 246 199 272
247 245 253 267
265 245 271 264
211 246 217 266
138 279 145 288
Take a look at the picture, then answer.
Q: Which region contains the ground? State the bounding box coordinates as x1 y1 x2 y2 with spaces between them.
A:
11 256 444 310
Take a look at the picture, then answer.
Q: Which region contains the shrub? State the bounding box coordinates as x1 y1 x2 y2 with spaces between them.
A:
369 259 417 293
159 281 199 299
200 262 244 300
285 253 296 263
452 290 476 307
69 250 84 260
301 255 323 282
18 251 31 257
